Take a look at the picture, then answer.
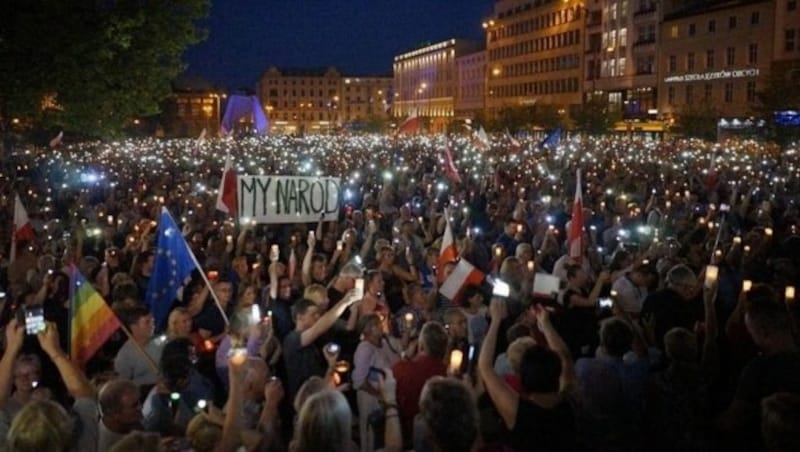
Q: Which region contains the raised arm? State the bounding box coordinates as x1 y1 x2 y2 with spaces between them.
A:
37 322 94 399
477 298 519 430
301 232 316 287
0 319 25 408
299 290 358 347
533 305 576 392
568 271 609 307
701 279 719 380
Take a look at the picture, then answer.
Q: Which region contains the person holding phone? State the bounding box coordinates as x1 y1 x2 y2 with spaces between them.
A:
353 314 400 452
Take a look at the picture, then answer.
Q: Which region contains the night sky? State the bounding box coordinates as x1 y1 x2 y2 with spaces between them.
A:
184 0 491 90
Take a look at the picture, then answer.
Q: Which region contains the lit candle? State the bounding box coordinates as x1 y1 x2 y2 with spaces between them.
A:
765 227 773 237
448 349 464 375
527 260 535 271
742 280 752 293
704 265 718 288
786 286 796 303
733 236 742 244
336 240 343 251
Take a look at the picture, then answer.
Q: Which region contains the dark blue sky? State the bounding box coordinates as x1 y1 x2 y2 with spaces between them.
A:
184 0 492 90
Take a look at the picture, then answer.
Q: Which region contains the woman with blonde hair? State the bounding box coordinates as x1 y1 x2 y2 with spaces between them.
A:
166 307 204 350
291 389 354 452
7 400 73 452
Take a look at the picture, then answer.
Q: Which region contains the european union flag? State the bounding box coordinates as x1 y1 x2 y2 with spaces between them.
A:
539 127 562 149
146 207 197 330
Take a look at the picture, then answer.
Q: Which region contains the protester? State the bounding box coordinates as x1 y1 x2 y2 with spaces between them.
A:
0 132 798 451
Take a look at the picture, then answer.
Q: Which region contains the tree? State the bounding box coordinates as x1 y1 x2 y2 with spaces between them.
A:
754 64 800 146
574 97 619 134
0 0 208 139
675 102 719 141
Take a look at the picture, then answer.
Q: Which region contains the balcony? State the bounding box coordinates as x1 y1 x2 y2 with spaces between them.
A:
634 6 657 17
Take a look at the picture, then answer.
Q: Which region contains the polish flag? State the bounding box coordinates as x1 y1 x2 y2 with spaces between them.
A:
472 126 490 151
505 129 521 152
442 144 461 184
49 131 63 149
437 210 457 283
395 114 420 135
11 194 34 262
439 259 485 305
215 153 237 217
568 169 584 264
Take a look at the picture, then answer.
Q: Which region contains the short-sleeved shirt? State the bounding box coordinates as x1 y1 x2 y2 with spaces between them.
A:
392 354 447 444
114 338 164 387
283 330 327 401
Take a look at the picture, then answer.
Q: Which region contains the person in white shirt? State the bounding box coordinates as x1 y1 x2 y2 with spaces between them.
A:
611 264 656 316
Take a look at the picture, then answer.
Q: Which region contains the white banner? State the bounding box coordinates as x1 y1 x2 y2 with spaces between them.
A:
238 175 340 223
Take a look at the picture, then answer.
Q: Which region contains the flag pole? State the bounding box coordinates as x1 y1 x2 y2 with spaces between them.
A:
188 250 230 326
117 322 160 375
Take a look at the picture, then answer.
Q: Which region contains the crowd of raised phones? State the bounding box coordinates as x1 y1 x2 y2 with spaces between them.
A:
0 134 798 452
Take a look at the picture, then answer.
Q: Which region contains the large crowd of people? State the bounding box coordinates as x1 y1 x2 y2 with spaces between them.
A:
0 132 799 451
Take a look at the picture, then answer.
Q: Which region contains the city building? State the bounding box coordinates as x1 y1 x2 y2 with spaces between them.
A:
483 0 585 122
657 0 778 119
393 39 483 132
584 0 660 118
161 76 223 138
455 50 487 119
772 0 800 86
256 66 392 134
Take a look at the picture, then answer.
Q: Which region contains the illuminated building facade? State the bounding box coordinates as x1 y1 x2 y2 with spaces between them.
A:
257 66 392 134
455 50 487 119
393 39 483 131
585 0 660 118
657 0 778 118
162 76 223 137
483 0 585 121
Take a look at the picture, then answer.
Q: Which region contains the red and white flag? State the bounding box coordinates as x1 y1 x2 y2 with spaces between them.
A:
49 131 63 149
215 153 238 217
395 114 420 135
439 259 485 305
437 209 457 283
505 129 521 152
442 144 461 185
568 169 584 264
472 126 490 151
11 194 35 262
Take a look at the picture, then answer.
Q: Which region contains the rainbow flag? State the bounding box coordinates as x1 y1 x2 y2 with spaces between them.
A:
70 269 121 368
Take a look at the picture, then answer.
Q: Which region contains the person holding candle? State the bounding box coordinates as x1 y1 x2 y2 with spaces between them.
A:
352 314 400 452
640 264 702 352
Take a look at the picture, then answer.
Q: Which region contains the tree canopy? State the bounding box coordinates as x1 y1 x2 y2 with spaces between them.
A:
0 0 208 138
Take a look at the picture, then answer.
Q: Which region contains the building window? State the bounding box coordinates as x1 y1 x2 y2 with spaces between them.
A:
789 1 797 11
707 49 715 68
709 20 716 32
669 55 677 72
748 44 758 64
705 84 713 100
729 16 737 29
618 57 626 76
668 86 675 105
670 25 678 38
787 29 797 52
686 85 694 104
726 47 736 66
751 11 760 24
746 81 757 102
687 52 695 70
724 83 734 102
689 23 696 36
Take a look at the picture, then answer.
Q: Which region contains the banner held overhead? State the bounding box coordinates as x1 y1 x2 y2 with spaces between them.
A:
238 175 340 223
